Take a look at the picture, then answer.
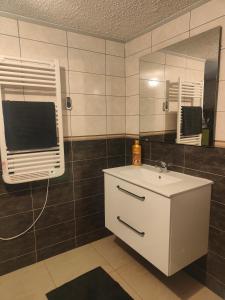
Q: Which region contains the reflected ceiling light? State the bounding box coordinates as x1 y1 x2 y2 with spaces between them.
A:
148 79 159 87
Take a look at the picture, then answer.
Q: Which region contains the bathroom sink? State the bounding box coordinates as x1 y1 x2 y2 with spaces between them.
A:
119 167 182 187
103 164 212 197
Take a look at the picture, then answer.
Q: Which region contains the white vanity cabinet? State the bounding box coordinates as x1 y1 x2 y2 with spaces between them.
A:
104 166 212 276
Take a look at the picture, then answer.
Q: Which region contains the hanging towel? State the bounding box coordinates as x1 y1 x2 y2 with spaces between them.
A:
182 106 202 136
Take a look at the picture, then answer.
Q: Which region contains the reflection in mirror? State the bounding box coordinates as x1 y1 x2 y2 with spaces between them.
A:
139 27 221 147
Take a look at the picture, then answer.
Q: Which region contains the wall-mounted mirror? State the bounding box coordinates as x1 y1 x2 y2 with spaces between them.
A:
139 27 221 147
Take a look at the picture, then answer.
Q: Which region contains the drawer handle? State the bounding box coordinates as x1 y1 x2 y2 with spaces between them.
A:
117 185 145 201
117 216 145 237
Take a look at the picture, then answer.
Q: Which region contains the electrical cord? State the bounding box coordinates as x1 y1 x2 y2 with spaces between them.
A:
0 178 50 241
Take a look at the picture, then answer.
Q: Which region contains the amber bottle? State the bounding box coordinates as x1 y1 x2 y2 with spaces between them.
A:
132 140 141 166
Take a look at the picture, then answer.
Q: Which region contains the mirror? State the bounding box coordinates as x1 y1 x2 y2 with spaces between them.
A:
139 27 221 146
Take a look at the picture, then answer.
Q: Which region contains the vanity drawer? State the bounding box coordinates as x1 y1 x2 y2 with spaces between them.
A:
104 174 171 274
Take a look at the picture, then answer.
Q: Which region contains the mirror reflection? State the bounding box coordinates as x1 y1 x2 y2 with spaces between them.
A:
139 27 221 146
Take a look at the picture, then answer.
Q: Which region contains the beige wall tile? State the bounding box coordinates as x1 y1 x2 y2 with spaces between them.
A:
217 81 225 111
63 115 71 137
186 58 205 71
166 54 186 68
152 32 189 53
70 116 106 136
141 52 166 64
67 31 105 53
126 74 139 96
106 55 125 77
126 116 139 134
140 61 164 81
106 76 125 96
68 47 105 74
69 94 106 115
140 79 165 99
190 16 225 49
165 65 186 81
0 34 20 56
190 0 225 29
126 95 139 115
20 39 68 69
140 114 176 132
125 55 139 77
106 96 125 115
125 32 151 57
140 98 165 116
215 111 225 141
19 21 67 46
106 40 124 57
0 16 18 36
69 71 105 95
152 13 190 46
107 116 125 134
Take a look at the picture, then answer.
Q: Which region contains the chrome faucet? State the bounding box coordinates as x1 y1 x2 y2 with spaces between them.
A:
154 160 170 173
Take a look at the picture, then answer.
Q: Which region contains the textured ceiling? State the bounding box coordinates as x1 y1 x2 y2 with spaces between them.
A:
0 0 210 42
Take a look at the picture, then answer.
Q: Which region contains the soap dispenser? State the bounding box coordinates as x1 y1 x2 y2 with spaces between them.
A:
132 140 141 166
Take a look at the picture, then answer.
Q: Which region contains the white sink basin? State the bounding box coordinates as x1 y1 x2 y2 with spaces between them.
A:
119 167 182 187
103 164 213 197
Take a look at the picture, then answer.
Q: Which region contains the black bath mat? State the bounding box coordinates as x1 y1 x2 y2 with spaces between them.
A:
46 267 133 300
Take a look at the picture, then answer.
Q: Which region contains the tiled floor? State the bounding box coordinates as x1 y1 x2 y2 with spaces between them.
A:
0 235 222 300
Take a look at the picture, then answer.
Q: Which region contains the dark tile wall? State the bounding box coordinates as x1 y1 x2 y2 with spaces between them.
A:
0 137 125 275
126 138 225 299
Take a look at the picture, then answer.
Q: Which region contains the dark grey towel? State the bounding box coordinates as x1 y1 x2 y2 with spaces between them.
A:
182 106 202 136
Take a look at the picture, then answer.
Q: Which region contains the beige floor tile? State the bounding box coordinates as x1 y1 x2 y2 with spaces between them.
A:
44 243 113 287
91 235 136 270
0 262 54 300
109 271 142 300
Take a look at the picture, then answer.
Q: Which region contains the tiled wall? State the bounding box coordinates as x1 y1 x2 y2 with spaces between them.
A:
124 138 225 298
0 137 125 275
0 16 126 275
140 53 205 134
0 16 125 137
125 0 225 146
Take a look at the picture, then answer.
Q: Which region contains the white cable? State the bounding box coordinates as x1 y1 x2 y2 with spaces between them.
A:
0 178 50 241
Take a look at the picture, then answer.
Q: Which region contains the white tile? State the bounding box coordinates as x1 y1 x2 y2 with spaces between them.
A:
67 31 105 53
106 55 125 77
165 65 186 82
190 16 225 49
152 32 189 53
140 61 164 81
190 0 225 29
107 116 125 134
20 39 68 69
140 79 165 99
166 53 186 68
19 21 67 46
125 32 151 57
70 94 106 115
125 55 139 77
126 116 139 135
70 116 106 136
140 98 165 115
141 52 166 64
215 111 225 141
186 58 205 71
186 69 204 81
126 74 139 96
0 16 18 36
126 95 139 115
152 13 190 46
0 34 20 56
69 71 105 95
106 40 124 57
106 96 125 115
68 47 105 74
140 114 176 132
217 81 225 111
106 76 125 96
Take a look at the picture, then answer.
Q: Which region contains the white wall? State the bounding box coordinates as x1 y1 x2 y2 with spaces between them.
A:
125 0 225 145
0 17 125 139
